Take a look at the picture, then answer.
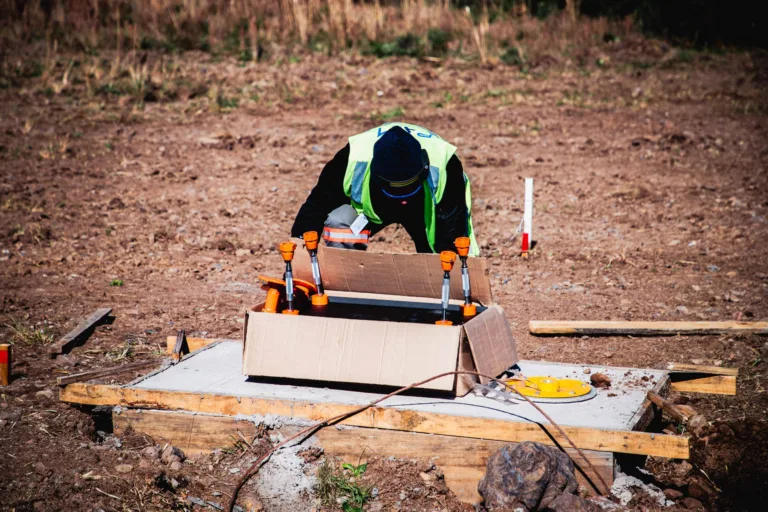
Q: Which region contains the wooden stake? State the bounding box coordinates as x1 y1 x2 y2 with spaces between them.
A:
529 320 768 336
0 344 11 386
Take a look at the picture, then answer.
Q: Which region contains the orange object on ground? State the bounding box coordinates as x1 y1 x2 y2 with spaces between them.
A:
435 320 453 326
0 344 10 386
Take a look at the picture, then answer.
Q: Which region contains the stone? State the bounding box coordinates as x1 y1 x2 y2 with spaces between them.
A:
33 462 47 476
141 446 161 460
161 445 185 464
478 441 586 511
35 389 54 400
687 481 712 501
590 373 612 389
663 488 683 500
543 492 599 512
115 464 133 474
170 461 183 471
681 497 705 509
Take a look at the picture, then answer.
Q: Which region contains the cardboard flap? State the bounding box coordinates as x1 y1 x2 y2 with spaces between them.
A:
243 310 461 391
462 306 518 384
293 244 493 304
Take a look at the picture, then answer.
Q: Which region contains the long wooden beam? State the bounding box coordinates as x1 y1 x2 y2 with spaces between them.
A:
56 360 160 386
529 320 768 336
61 383 689 459
113 409 614 502
49 308 113 356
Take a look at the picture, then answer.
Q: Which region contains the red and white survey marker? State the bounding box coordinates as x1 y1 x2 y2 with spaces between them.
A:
522 177 534 255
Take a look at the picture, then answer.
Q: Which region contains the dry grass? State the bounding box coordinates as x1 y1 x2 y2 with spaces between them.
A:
5 317 54 346
0 1 636 65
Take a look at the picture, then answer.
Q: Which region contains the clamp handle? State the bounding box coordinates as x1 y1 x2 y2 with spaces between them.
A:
454 237 470 258
279 242 296 262
303 231 319 251
440 251 457 272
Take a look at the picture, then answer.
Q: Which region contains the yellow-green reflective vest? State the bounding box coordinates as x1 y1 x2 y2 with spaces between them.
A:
342 122 479 256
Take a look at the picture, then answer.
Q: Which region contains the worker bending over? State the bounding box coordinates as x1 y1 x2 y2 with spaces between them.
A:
291 122 479 256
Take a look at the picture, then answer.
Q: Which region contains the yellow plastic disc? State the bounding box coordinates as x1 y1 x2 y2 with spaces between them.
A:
506 376 593 399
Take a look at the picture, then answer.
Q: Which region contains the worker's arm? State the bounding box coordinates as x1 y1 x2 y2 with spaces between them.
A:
433 155 470 253
290 145 351 237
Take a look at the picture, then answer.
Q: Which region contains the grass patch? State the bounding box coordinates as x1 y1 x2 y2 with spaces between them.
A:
110 278 124 287
316 460 372 512
366 33 423 58
5 318 54 346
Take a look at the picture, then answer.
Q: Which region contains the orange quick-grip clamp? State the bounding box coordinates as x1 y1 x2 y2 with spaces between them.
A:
278 242 299 314
263 288 280 313
436 251 457 326
303 231 329 306
454 237 477 318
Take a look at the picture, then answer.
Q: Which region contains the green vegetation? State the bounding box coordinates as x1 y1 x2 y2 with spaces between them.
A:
5 318 54 346
317 460 373 512
110 279 124 287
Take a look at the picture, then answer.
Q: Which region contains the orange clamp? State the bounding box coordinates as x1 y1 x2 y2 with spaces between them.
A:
440 251 457 272
455 237 470 257
303 231 319 251
279 242 296 262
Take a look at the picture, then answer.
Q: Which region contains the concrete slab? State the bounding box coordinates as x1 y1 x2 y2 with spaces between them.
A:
133 341 665 431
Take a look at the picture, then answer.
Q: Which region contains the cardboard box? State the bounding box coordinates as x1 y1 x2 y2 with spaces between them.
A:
242 245 518 395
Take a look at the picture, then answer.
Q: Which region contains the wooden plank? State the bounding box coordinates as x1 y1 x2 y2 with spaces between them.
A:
49 308 113 356
666 363 738 376
628 374 670 433
529 320 768 336
113 409 614 502
165 336 237 354
647 391 692 424
56 360 160 387
671 375 736 395
62 383 689 459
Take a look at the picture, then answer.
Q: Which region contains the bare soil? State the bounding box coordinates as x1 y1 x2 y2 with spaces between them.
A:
1 40 767 511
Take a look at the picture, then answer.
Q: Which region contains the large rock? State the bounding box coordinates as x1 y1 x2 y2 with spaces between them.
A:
478 442 597 511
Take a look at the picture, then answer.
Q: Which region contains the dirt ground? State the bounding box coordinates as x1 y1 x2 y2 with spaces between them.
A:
1 39 767 511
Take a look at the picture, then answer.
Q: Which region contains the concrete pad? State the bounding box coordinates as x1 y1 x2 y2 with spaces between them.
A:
133 342 665 431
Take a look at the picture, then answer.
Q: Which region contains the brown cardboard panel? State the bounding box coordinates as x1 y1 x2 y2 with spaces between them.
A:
293 243 493 305
243 310 461 391
462 306 519 384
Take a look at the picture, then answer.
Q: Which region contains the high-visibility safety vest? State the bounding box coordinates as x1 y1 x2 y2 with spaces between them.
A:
342 122 480 256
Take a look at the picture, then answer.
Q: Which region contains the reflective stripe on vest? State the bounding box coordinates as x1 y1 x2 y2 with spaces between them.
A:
322 227 371 244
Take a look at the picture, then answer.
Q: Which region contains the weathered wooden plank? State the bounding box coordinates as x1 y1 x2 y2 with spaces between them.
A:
530 320 768 336
666 363 738 376
49 308 113 356
56 360 160 387
647 391 692 424
61 383 689 459
670 375 736 395
628 374 670 433
113 409 614 502
165 336 237 354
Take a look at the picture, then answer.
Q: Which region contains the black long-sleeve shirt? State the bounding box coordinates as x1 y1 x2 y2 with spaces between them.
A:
291 144 469 253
